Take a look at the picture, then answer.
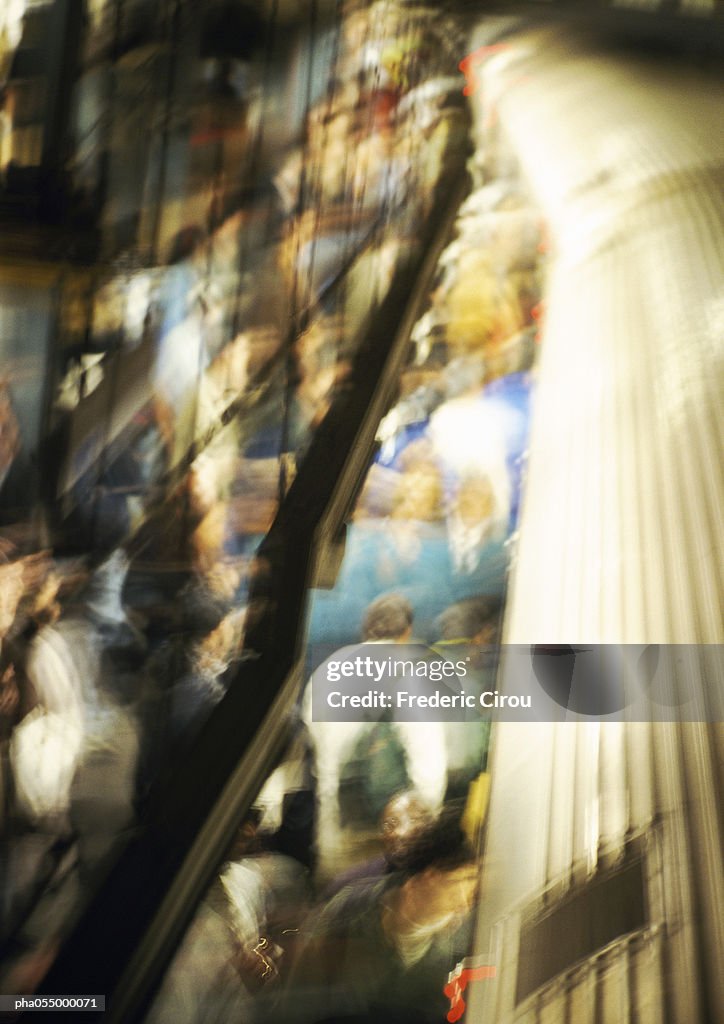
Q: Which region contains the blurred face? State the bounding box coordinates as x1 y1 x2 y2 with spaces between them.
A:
417 862 479 923
441 863 480 916
455 477 494 524
391 466 442 521
401 860 481 933
380 792 432 866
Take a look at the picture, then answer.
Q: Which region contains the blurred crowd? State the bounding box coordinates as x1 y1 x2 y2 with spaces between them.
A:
309 72 546 647
148 793 481 1024
0 0 549 1015
0 0 484 1005
177 35 550 1024
148 589 498 1024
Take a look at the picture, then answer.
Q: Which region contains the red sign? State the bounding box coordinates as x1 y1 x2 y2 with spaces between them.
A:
443 957 496 1022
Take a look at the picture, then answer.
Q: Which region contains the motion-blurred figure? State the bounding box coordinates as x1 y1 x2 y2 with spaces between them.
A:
445 473 500 576
433 598 499 822
281 812 479 1024
148 809 311 1024
304 594 448 883
3 547 142 971
324 788 434 899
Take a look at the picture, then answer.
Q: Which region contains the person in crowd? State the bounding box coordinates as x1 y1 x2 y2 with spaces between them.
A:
432 597 501 803
279 811 480 1024
427 355 511 529
147 808 311 1024
353 441 449 614
1 554 45 939
389 440 445 527
167 605 245 747
0 549 142 977
434 597 501 653
445 472 502 577
294 316 350 434
360 593 413 642
323 788 434 899
151 226 210 464
7 550 141 894
304 593 448 883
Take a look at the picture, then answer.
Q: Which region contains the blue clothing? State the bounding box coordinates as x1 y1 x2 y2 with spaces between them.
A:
307 520 507 658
